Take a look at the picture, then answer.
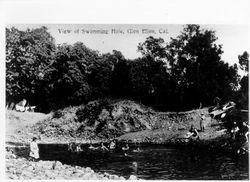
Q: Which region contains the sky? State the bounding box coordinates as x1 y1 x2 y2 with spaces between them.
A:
8 24 249 73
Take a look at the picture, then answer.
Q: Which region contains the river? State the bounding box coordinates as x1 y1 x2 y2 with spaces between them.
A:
13 143 249 180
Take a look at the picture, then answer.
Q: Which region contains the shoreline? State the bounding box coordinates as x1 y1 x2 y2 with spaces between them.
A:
6 150 131 180
6 138 248 180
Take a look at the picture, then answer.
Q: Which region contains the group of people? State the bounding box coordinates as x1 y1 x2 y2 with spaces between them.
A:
185 112 249 145
7 98 36 112
66 139 141 155
87 140 118 152
68 142 84 152
230 121 249 142
88 140 141 154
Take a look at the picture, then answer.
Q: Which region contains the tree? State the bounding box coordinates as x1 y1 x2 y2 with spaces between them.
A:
6 26 55 107
49 42 99 109
6 25 241 112
166 24 239 109
109 50 130 96
87 52 114 97
237 51 249 109
238 51 249 72
137 36 167 61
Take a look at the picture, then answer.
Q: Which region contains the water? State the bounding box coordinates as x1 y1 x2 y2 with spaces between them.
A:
12 143 249 180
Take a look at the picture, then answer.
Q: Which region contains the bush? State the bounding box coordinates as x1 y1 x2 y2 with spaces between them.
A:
52 110 64 119
75 99 110 125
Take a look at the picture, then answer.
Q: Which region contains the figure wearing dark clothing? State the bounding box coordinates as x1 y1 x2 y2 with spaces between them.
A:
231 122 239 140
189 125 199 139
200 114 205 132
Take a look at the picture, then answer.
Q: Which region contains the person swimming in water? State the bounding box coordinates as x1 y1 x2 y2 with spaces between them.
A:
122 144 129 151
121 143 130 156
101 142 109 151
109 139 116 150
88 144 99 150
133 147 142 152
76 144 83 152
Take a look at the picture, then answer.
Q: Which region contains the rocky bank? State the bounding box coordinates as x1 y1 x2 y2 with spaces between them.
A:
6 149 138 180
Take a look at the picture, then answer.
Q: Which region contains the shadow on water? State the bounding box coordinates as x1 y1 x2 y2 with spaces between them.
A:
11 143 249 180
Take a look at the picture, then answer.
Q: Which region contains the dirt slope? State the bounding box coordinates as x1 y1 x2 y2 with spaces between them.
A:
6 99 223 145
6 110 50 143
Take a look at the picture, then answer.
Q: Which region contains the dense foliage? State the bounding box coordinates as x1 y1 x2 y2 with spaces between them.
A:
6 25 248 112
6 26 55 110
236 51 249 109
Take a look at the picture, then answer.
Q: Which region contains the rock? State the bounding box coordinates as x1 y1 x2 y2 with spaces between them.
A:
27 166 34 171
85 167 92 172
109 175 117 180
9 174 18 180
16 158 22 162
114 175 122 180
75 165 81 169
89 174 98 180
65 170 73 176
82 172 92 179
110 175 121 180
21 170 33 177
8 167 16 173
103 172 109 176
45 169 54 176
120 176 126 180
98 173 104 178
75 169 83 174
7 154 17 159
129 175 137 180
20 164 28 169
43 162 54 169
5 150 130 180
55 176 66 180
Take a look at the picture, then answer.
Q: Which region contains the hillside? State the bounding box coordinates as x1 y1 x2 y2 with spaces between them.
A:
6 110 50 144
6 99 224 145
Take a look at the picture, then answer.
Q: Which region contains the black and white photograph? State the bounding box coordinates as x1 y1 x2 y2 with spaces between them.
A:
1 0 250 181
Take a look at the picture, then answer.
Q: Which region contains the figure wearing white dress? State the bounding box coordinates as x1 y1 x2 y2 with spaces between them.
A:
30 137 39 160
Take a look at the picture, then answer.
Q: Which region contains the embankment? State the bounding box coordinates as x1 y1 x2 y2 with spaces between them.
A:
6 100 217 144
6 99 238 152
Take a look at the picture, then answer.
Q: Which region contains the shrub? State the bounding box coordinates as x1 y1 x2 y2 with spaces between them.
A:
52 110 63 119
75 99 110 125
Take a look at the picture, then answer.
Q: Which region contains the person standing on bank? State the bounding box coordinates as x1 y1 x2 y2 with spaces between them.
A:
29 137 39 161
200 114 205 132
